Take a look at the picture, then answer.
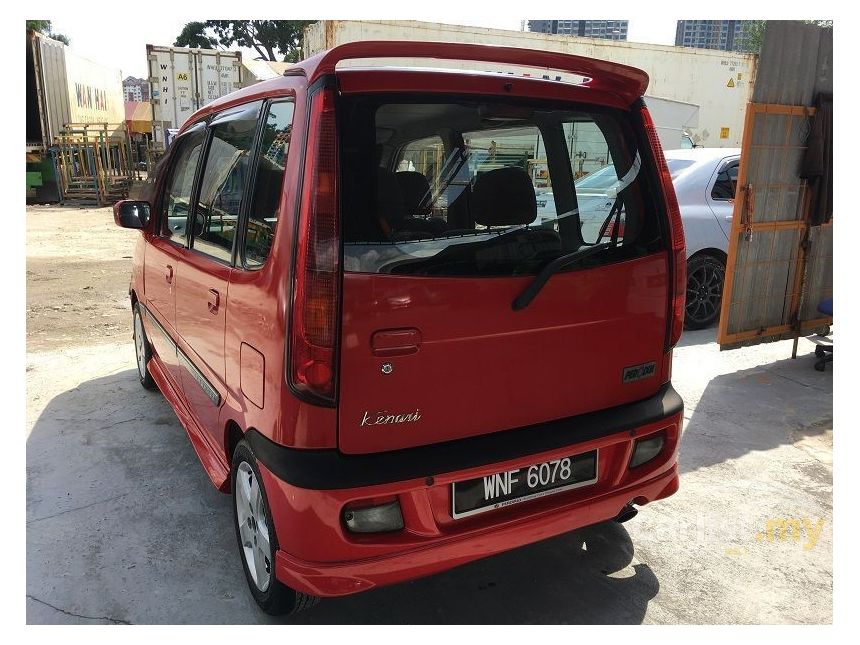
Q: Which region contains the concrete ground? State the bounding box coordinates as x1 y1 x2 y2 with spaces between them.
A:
26 205 832 624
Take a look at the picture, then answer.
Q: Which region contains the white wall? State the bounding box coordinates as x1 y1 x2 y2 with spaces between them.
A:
305 20 756 147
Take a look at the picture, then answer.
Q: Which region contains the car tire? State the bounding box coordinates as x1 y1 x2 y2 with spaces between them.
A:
133 303 158 391
684 254 726 330
231 440 320 616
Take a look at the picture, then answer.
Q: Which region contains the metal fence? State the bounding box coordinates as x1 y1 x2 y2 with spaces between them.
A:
717 22 832 352
53 123 134 205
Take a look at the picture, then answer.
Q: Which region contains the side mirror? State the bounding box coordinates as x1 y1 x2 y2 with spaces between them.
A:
113 200 151 229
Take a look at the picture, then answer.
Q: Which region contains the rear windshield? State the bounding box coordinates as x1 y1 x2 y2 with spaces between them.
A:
339 95 664 276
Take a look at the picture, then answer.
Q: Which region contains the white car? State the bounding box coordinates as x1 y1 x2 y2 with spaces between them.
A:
535 148 739 329
665 148 740 329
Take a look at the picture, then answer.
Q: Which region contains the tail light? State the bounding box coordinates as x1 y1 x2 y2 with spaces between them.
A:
289 86 340 403
640 104 686 350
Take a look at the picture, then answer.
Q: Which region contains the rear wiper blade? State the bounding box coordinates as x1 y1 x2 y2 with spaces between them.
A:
512 242 614 311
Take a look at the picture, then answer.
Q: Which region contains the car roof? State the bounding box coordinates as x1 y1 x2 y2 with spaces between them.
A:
664 147 740 161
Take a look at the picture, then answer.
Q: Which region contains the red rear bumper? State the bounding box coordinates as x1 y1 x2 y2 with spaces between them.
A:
257 411 682 598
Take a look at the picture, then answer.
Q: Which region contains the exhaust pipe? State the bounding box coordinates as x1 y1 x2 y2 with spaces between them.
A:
614 504 638 524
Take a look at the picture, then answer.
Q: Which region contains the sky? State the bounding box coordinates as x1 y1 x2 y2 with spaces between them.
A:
47 18 678 81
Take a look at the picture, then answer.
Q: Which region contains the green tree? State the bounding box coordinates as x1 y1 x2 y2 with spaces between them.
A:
173 20 315 62
742 20 833 54
741 20 767 53
174 21 217 49
26 19 70 44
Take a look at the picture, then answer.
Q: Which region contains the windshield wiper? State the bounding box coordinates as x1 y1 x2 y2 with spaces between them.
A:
511 242 614 311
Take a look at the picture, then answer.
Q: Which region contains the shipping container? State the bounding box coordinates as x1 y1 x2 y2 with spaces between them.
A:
147 45 243 146
26 30 125 202
240 59 291 88
644 96 699 149
304 20 755 147
26 31 125 150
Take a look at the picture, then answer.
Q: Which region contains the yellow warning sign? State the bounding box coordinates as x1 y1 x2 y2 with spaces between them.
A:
720 127 730 139
727 78 736 88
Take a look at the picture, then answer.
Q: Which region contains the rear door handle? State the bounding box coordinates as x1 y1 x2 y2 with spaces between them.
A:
371 328 421 356
208 289 220 314
725 215 733 221
165 265 174 284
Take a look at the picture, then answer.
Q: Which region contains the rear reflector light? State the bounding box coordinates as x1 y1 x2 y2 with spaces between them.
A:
290 86 340 403
343 499 404 533
641 104 686 350
630 433 665 468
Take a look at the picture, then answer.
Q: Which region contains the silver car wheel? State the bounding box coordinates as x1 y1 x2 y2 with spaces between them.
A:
235 461 272 592
133 310 147 380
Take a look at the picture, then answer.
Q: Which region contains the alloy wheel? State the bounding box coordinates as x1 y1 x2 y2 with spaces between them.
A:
134 311 147 380
685 261 724 326
235 461 273 592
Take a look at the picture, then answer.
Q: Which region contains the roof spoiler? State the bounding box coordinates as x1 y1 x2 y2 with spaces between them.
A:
298 40 649 104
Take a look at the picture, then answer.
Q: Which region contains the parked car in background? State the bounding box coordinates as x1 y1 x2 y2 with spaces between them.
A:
665 148 740 329
536 148 739 329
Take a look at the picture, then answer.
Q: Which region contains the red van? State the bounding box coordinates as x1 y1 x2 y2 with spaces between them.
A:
115 42 685 615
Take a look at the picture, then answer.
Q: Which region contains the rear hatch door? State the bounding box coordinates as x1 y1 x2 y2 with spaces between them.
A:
337 91 668 454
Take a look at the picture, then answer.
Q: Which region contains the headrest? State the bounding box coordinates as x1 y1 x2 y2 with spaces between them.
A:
471 167 536 226
375 167 406 222
395 171 432 215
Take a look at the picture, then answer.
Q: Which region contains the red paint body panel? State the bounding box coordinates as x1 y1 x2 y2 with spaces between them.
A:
140 237 184 388
338 253 668 454
336 68 630 110
240 343 266 409
174 251 231 446
309 41 649 103
261 412 681 597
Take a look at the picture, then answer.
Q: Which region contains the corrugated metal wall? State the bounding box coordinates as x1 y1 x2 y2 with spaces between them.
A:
753 24 832 104
718 21 833 350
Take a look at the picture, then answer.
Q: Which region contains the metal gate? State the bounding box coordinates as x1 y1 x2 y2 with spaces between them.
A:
54 123 134 205
717 22 832 352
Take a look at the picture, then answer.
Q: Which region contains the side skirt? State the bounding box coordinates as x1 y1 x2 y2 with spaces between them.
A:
148 352 230 490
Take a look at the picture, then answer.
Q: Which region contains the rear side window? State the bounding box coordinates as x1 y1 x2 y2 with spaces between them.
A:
340 96 661 276
160 125 206 244
191 101 262 263
242 99 295 268
711 160 739 200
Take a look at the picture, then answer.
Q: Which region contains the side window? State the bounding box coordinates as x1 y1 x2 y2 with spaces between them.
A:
564 120 639 244
191 101 262 263
243 100 295 268
159 126 206 244
711 161 739 200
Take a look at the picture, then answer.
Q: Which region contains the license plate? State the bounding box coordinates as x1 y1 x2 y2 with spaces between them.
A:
452 451 598 519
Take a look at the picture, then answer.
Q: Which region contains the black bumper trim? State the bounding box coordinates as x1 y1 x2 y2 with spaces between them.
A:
247 384 683 490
